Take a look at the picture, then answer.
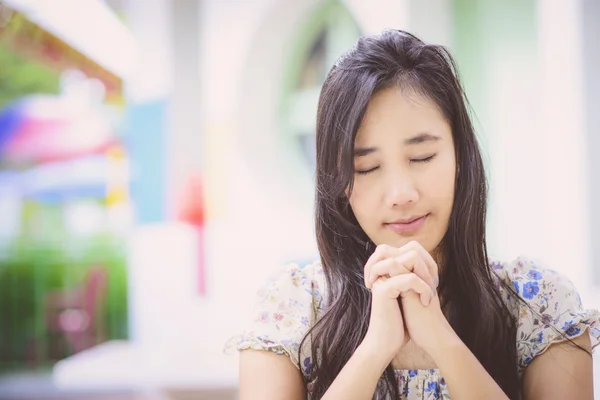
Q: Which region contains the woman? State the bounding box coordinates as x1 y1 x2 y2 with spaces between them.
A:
230 30 599 399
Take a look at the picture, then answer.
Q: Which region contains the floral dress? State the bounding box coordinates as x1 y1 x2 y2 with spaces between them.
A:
226 257 600 399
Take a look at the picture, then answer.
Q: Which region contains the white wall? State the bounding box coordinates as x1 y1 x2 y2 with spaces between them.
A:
480 0 597 308
536 0 595 305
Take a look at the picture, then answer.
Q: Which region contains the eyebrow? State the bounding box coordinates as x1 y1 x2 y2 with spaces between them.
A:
404 132 441 145
353 132 441 157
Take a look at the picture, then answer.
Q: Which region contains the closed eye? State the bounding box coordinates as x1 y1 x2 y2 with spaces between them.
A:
355 166 379 175
411 154 436 163
356 154 436 174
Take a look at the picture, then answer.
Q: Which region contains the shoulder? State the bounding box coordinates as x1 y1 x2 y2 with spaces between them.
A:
257 260 326 316
490 256 576 303
268 259 325 296
228 259 326 371
490 257 600 373
490 256 585 316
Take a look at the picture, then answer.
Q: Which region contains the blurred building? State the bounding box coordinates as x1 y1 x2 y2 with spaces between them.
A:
0 0 598 398
1 0 135 359
0 0 136 398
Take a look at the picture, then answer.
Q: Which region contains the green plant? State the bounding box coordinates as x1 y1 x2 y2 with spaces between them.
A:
0 43 60 109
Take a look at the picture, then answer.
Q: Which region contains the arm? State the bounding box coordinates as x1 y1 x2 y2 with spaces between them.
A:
239 350 305 400
239 341 392 400
521 333 593 400
321 340 390 400
237 263 318 400
429 334 509 400
237 250 437 400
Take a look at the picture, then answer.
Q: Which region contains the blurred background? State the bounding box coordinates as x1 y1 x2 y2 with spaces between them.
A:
0 0 598 399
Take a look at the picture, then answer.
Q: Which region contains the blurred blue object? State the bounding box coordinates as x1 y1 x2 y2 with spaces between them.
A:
0 100 26 150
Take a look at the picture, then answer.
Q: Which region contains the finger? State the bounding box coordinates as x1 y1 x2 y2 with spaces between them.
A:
368 251 416 287
368 256 412 288
374 273 432 306
403 241 439 288
369 250 433 291
364 242 439 289
399 250 434 290
364 244 397 287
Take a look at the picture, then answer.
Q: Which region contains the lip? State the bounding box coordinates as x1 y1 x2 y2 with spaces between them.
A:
385 214 429 234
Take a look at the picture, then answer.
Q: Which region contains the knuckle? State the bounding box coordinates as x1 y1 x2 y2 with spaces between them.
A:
370 263 381 275
389 257 405 275
376 244 390 253
407 249 418 261
408 274 425 290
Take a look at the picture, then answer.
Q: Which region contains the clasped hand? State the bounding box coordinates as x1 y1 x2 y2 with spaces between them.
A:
362 241 458 360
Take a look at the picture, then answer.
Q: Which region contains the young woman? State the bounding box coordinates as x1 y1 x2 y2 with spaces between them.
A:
230 30 599 399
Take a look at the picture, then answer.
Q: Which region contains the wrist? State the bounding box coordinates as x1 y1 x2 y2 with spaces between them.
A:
426 330 463 362
358 336 396 368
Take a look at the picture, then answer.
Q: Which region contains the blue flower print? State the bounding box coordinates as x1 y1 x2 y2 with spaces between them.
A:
513 281 520 294
562 320 581 337
258 336 275 345
303 357 313 375
537 332 543 343
402 384 410 397
424 381 439 398
524 356 532 365
522 281 540 300
527 269 542 280
408 369 418 378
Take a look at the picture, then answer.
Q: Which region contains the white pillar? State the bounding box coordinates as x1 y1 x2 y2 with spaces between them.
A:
537 0 592 299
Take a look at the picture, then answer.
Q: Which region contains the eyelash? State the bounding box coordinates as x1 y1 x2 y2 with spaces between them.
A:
413 154 436 164
355 154 437 175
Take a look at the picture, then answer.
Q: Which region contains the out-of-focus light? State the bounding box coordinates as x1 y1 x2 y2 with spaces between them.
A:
2 0 136 78
64 200 106 235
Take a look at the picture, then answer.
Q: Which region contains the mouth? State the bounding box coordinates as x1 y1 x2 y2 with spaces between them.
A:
384 214 429 234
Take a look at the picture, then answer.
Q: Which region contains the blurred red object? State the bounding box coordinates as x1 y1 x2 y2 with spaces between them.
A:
177 174 205 226
177 174 207 296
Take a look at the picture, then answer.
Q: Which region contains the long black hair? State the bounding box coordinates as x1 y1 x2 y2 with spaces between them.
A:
300 30 521 399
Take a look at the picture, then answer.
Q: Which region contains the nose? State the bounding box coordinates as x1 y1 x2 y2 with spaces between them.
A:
384 170 419 208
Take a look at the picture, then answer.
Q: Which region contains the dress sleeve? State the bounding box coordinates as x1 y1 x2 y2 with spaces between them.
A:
507 257 600 373
224 261 324 374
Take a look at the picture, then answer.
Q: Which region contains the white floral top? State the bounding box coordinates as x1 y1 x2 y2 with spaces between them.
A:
226 257 600 399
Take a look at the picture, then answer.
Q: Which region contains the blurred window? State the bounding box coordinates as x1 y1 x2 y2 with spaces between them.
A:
281 1 361 170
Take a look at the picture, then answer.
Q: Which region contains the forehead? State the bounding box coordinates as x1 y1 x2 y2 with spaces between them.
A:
356 87 451 144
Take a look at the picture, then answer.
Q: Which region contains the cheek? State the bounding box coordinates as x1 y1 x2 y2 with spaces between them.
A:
348 184 376 223
427 157 456 208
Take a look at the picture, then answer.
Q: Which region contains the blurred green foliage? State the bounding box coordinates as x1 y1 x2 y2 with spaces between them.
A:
0 203 128 371
0 43 60 109
0 36 127 372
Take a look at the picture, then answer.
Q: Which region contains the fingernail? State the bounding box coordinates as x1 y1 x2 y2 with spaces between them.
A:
434 276 439 288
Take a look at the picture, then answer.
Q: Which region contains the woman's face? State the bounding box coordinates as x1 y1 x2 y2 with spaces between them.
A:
348 87 456 254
